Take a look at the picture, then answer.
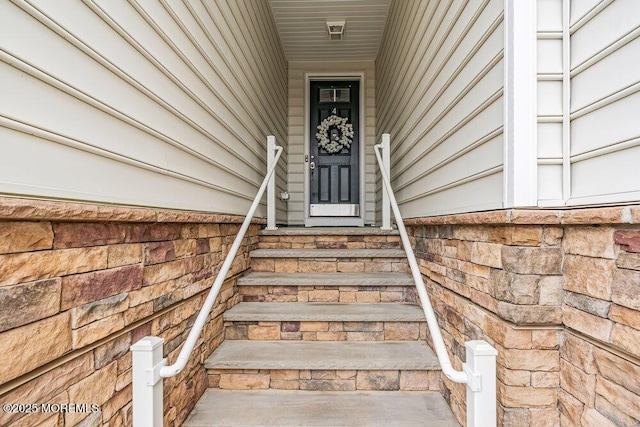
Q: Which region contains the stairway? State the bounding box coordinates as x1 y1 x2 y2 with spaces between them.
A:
184 227 459 426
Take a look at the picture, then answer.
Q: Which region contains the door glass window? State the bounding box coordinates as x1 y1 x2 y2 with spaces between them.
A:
319 88 350 103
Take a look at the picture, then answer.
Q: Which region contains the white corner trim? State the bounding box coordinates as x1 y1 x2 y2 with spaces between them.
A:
504 0 538 208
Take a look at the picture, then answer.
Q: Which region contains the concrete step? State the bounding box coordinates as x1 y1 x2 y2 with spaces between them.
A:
185 389 458 426
238 272 414 287
184 390 460 426
224 303 428 342
224 302 425 322
205 340 439 371
250 248 407 258
238 273 418 304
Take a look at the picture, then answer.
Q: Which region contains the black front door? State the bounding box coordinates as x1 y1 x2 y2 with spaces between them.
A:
309 80 360 216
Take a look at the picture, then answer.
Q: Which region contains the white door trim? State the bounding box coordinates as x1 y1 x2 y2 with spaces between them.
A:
304 72 366 227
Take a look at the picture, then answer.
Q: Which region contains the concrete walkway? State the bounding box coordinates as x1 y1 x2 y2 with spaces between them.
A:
184 390 460 426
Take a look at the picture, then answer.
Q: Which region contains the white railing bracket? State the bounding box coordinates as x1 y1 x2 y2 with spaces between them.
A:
463 364 482 392
146 358 167 386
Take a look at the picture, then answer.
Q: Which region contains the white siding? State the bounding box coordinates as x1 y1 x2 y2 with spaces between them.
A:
375 0 505 218
568 0 640 205
536 0 564 205
538 0 640 206
286 61 376 225
0 0 288 218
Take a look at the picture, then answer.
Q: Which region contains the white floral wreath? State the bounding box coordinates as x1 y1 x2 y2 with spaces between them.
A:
315 114 354 154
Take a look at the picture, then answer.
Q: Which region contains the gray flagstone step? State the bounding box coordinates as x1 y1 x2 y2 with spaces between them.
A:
224 302 426 322
205 340 439 371
183 389 460 426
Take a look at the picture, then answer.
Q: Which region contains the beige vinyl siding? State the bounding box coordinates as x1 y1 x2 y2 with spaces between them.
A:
376 0 505 218
0 0 287 218
536 0 564 205
286 61 376 225
568 0 640 205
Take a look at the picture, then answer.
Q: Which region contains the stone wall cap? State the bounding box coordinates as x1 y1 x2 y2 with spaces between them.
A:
403 205 640 226
0 196 265 224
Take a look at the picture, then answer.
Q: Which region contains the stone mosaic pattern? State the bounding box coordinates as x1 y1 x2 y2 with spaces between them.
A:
206 368 441 392
0 217 258 426
257 234 403 250
407 216 640 426
224 320 428 341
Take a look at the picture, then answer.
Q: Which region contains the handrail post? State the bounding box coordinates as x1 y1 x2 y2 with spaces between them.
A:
380 134 392 230
131 336 165 427
464 341 498 427
266 135 278 230
374 137 498 426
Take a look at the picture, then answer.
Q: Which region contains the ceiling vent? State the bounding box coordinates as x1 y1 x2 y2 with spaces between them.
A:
327 20 345 41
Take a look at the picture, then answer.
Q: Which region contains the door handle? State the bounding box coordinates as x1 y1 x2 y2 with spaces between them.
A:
309 161 316 170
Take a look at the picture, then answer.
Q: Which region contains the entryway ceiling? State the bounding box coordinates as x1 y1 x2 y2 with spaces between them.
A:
268 0 392 61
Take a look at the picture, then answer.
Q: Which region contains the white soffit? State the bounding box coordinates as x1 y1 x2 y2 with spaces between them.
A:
268 0 392 61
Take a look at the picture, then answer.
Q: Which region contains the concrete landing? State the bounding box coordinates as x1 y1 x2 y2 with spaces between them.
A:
260 227 400 236
249 248 407 258
205 341 440 370
238 272 414 287
224 302 426 322
183 390 460 426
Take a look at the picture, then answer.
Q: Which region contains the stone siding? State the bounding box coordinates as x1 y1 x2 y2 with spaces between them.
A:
406 206 640 426
0 198 259 426
207 368 441 392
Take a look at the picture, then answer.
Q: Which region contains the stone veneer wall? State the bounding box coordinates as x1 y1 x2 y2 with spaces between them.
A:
405 206 640 426
0 197 259 426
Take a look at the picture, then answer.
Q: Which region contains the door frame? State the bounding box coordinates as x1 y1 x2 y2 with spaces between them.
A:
304 72 366 227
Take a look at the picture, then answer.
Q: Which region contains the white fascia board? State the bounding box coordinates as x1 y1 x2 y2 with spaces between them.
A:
504 0 538 208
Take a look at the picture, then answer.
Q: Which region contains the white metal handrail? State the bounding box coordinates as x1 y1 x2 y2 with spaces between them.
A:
131 137 283 427
375 134 497 427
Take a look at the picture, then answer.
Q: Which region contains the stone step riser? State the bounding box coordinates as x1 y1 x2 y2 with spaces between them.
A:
207 369 441 392
224 321 428 341
239 285 418 303
251 257 409 274
258 234 402 250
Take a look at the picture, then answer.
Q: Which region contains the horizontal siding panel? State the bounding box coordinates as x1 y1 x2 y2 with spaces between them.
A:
0 127 253 214
570 0 640 69
395 100 503 188
571 35 640 112
395 60 504 173
570 90 640 156
0 0 288 215
571 146 640 199
377 0 504 217
400 172 504 218
569 0 604 27
396 134 503 197
567 0 640 205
